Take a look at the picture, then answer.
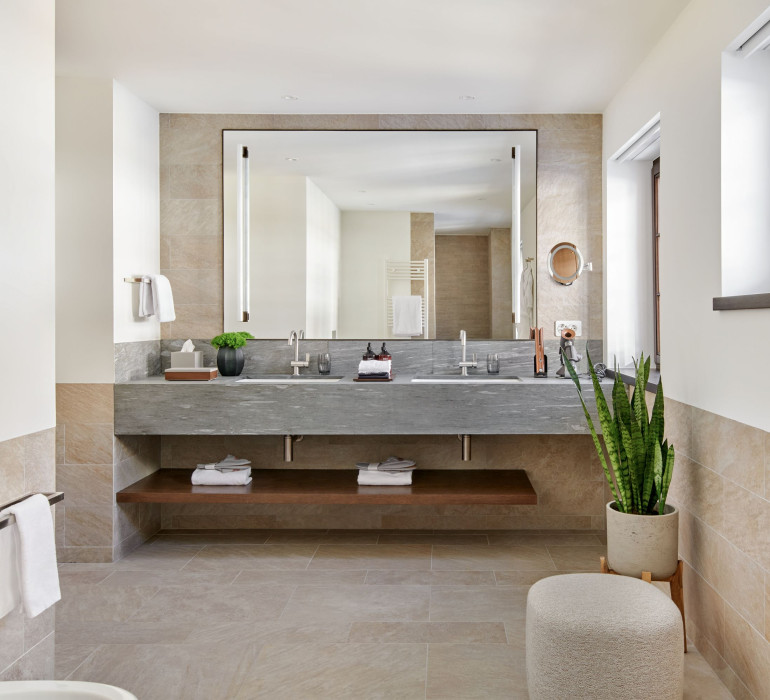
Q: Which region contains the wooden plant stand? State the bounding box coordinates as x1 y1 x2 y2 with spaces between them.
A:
600 556 686 653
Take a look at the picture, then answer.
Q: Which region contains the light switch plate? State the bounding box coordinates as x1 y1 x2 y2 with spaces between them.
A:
555 320 582 336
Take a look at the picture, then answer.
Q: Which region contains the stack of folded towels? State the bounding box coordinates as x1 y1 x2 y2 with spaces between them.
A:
356 456 416 485
357 359 392 380
191 455 252 485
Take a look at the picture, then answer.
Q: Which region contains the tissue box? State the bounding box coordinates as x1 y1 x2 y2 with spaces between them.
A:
170 350 203 368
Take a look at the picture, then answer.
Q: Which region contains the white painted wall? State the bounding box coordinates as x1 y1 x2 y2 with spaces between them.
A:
250 175 307 337
338 211 411 338
112 81 160 343
0 0 55 440
603 0 770 430
305 179 340 338
721 46 770 296
606 159 654 367
56 77 115 383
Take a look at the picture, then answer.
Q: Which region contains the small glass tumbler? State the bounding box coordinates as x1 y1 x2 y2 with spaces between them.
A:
317 353 331 375
486 353 500 374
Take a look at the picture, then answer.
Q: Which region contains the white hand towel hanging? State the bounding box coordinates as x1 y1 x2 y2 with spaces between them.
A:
0 495 61 618
138 275 154 318
150 274 176 322
0 525 21 620
392 295 422 336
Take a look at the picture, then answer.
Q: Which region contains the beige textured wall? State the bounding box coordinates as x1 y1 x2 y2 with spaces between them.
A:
160 433 605 531
0 428 56 681
663 396 770 699
435 235 490 339
489 228 512 339
158 114 602 340
56 384 160 563
410 212 436 339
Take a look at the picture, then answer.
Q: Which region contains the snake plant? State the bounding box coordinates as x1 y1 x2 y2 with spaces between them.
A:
564 350 675 515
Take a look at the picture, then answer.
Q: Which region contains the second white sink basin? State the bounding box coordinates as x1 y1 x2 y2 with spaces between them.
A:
237 375 344 384
411 374 523 384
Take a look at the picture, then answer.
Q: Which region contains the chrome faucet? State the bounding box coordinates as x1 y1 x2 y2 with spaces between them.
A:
288 330 310 376
458 329 477 376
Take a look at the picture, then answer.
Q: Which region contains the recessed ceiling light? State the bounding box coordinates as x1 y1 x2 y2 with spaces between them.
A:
285 157 298 162
459 95 476 101
490 157 502 162
282 95 299 101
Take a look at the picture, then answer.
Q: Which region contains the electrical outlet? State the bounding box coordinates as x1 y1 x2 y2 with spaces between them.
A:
554 320 582 337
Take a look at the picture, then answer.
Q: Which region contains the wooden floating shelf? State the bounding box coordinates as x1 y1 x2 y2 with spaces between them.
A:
116 469 537 506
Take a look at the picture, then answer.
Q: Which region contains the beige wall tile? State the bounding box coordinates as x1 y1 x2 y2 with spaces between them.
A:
270 114 380 130
723 603 770 700
379 114 485 130
692 407 765 496
162 268 222 305
714 536 766 637
56 464 113 508
0 609 25 675
168 164 220 199
57 545 113 563
56 384 114 424
160 123 222 166
684 563 725 657
667 456 723 531
163 235 222 270
24 427 56 493
65 505 114 546
0 435 25 504
161 198 222 237
63 423 113 465
161 303 222 340
665 397 692 460
722 480 770 571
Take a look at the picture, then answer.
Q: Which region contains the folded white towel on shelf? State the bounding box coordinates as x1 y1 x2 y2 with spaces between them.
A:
138 276 154 318
355 456 416 472
0 495 61 618
150 274 176 323
358 359 392 376
392 295 422 336
191 468 253 486
358 470 413 486
197 455 252 470
0 525 21 620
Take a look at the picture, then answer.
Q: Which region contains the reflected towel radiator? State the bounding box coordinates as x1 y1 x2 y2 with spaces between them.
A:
385 259 429 338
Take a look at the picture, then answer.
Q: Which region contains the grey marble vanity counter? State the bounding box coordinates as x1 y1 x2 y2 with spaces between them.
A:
114 373 611 436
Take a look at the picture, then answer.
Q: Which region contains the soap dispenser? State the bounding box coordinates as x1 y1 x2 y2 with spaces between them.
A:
363 343 376 360
378 343 392 361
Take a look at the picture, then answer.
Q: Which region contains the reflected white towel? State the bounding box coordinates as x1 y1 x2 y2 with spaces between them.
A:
150 274 176 323
0 495 60 618
392 296 422 336
138 276 154 318
358 360 392 376
191 468 252 486
355 456 416 472
0 525 20 620
358 470 413 486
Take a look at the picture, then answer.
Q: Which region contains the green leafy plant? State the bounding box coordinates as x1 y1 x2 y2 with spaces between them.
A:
210 332 254 349
564 349 675 515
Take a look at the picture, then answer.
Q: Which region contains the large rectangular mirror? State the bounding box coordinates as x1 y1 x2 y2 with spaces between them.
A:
223 130 537 339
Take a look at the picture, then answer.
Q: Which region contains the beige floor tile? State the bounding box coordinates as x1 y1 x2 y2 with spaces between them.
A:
100 570 238 587
349 621 507 644
69 642 259 700
183 543 318 571
487 531 603 546
131 584 295 625
547 544 606 570
57 570 113 585
432 544 555 571
239 643 427 699
427 643 527 699
494 570 578 586
113 543 205 571
309 544 432 570
184 619 352 647
233 569 366 585
264 529 380 544
365 569 496 586
280 584 430 623
56 621 192 645
54 644 97 680
430 586 529 623
378 533 490 545
56 585 159 625
683 647 735 699
149 530 271 545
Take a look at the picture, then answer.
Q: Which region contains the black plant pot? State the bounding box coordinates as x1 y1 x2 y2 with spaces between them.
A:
216 347 244 376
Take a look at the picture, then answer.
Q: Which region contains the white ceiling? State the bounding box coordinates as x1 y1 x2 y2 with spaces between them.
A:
56 0 689 114
224 130 537 234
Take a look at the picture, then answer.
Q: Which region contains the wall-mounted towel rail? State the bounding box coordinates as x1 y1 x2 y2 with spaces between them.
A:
385 259 430 338
124 276 151 284
0 492 63 531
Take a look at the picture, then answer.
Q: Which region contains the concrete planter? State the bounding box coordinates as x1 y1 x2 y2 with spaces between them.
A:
606 501 679 579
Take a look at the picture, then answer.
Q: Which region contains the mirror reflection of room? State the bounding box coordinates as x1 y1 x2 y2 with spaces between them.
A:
223 130 537 340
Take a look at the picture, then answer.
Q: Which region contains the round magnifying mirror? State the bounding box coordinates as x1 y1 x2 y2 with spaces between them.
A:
547 242 584 285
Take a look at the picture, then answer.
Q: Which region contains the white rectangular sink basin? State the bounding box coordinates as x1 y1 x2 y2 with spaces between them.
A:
237 375 344 384
411 374 523 384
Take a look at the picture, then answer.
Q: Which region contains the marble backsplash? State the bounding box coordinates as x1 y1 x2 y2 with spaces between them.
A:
156 338 603 379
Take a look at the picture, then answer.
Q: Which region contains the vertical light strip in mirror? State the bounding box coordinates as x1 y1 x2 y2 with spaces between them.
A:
237 146 250 322
511 146 521 334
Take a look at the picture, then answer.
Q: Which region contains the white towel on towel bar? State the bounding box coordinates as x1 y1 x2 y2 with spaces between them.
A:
191 468 252 486
0 495 61 618
0 525 21 620
392 295 422 336
138 276 154 318
150 274 176 322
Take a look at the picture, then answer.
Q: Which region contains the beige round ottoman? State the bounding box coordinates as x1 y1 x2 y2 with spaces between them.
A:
526 573 683 700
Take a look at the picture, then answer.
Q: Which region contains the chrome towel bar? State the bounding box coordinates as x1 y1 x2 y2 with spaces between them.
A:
0 492 64 531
